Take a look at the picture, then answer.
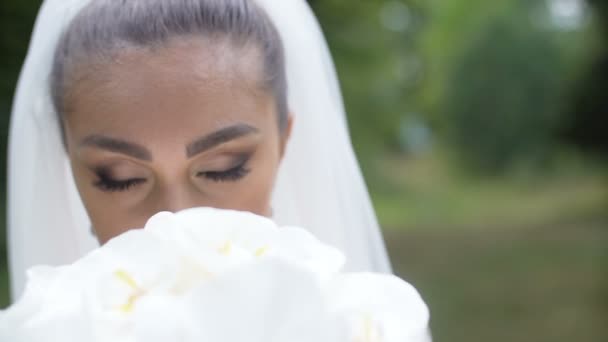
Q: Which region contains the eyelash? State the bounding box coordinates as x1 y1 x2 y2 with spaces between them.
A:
94 172 147 193
94 161 251 192
197 162 251 182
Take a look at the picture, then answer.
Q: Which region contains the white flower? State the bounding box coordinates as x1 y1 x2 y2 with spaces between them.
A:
327 273 431 342
144 208 346 277
0 207 430 342
132 259 339 342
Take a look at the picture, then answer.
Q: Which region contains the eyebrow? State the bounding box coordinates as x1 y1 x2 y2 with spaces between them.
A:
80 135 152 161
186 124 259 158
79 124 258 161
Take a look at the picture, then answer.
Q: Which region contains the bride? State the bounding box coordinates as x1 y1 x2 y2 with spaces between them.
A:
8 0 392 303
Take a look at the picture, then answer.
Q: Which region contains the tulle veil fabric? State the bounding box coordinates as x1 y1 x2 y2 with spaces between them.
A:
7 0 392 301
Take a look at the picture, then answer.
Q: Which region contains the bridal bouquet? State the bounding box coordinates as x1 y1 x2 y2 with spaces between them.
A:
0 208 430 342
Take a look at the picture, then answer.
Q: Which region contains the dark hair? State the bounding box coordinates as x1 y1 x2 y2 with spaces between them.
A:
51 0 288 134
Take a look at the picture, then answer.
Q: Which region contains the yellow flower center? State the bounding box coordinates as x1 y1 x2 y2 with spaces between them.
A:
355 314 383 342
218 241 233 255
255 246 269 257
114 270 145 313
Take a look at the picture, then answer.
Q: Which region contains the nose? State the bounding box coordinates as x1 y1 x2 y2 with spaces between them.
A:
157 184 203 214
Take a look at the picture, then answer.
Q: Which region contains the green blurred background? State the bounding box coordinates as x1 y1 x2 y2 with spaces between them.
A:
1 0 607 341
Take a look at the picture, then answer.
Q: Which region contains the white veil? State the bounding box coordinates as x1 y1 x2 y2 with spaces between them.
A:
7 0 392 301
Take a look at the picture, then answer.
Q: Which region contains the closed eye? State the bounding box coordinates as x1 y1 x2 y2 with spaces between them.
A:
197 162 250 182
93 167 147 192
94 176 147 192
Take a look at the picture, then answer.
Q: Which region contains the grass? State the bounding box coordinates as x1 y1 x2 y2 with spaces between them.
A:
387 219 608 342
372 152 608 341
370 152 607 231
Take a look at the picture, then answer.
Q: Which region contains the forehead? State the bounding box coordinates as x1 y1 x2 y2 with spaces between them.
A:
64 37 275 139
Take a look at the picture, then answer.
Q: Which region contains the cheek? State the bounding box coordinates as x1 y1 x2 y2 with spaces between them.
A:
74 184 147 244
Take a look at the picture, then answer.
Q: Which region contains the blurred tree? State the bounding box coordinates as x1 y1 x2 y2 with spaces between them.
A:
308 1 424 166
563 0 608 156
0 1 42 187
441 3 566 172
415 0 512 123
417 0 597 174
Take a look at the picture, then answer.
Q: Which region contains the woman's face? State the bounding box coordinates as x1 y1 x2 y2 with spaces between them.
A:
63 38 292 244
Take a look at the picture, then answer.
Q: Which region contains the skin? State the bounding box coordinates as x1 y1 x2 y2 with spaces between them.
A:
62 37 292 244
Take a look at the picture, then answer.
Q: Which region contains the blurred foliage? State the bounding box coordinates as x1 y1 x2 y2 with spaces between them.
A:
311 0 606 175
565 0 608 156
442 14 564 172
308 0 426 162
0 0 41 179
